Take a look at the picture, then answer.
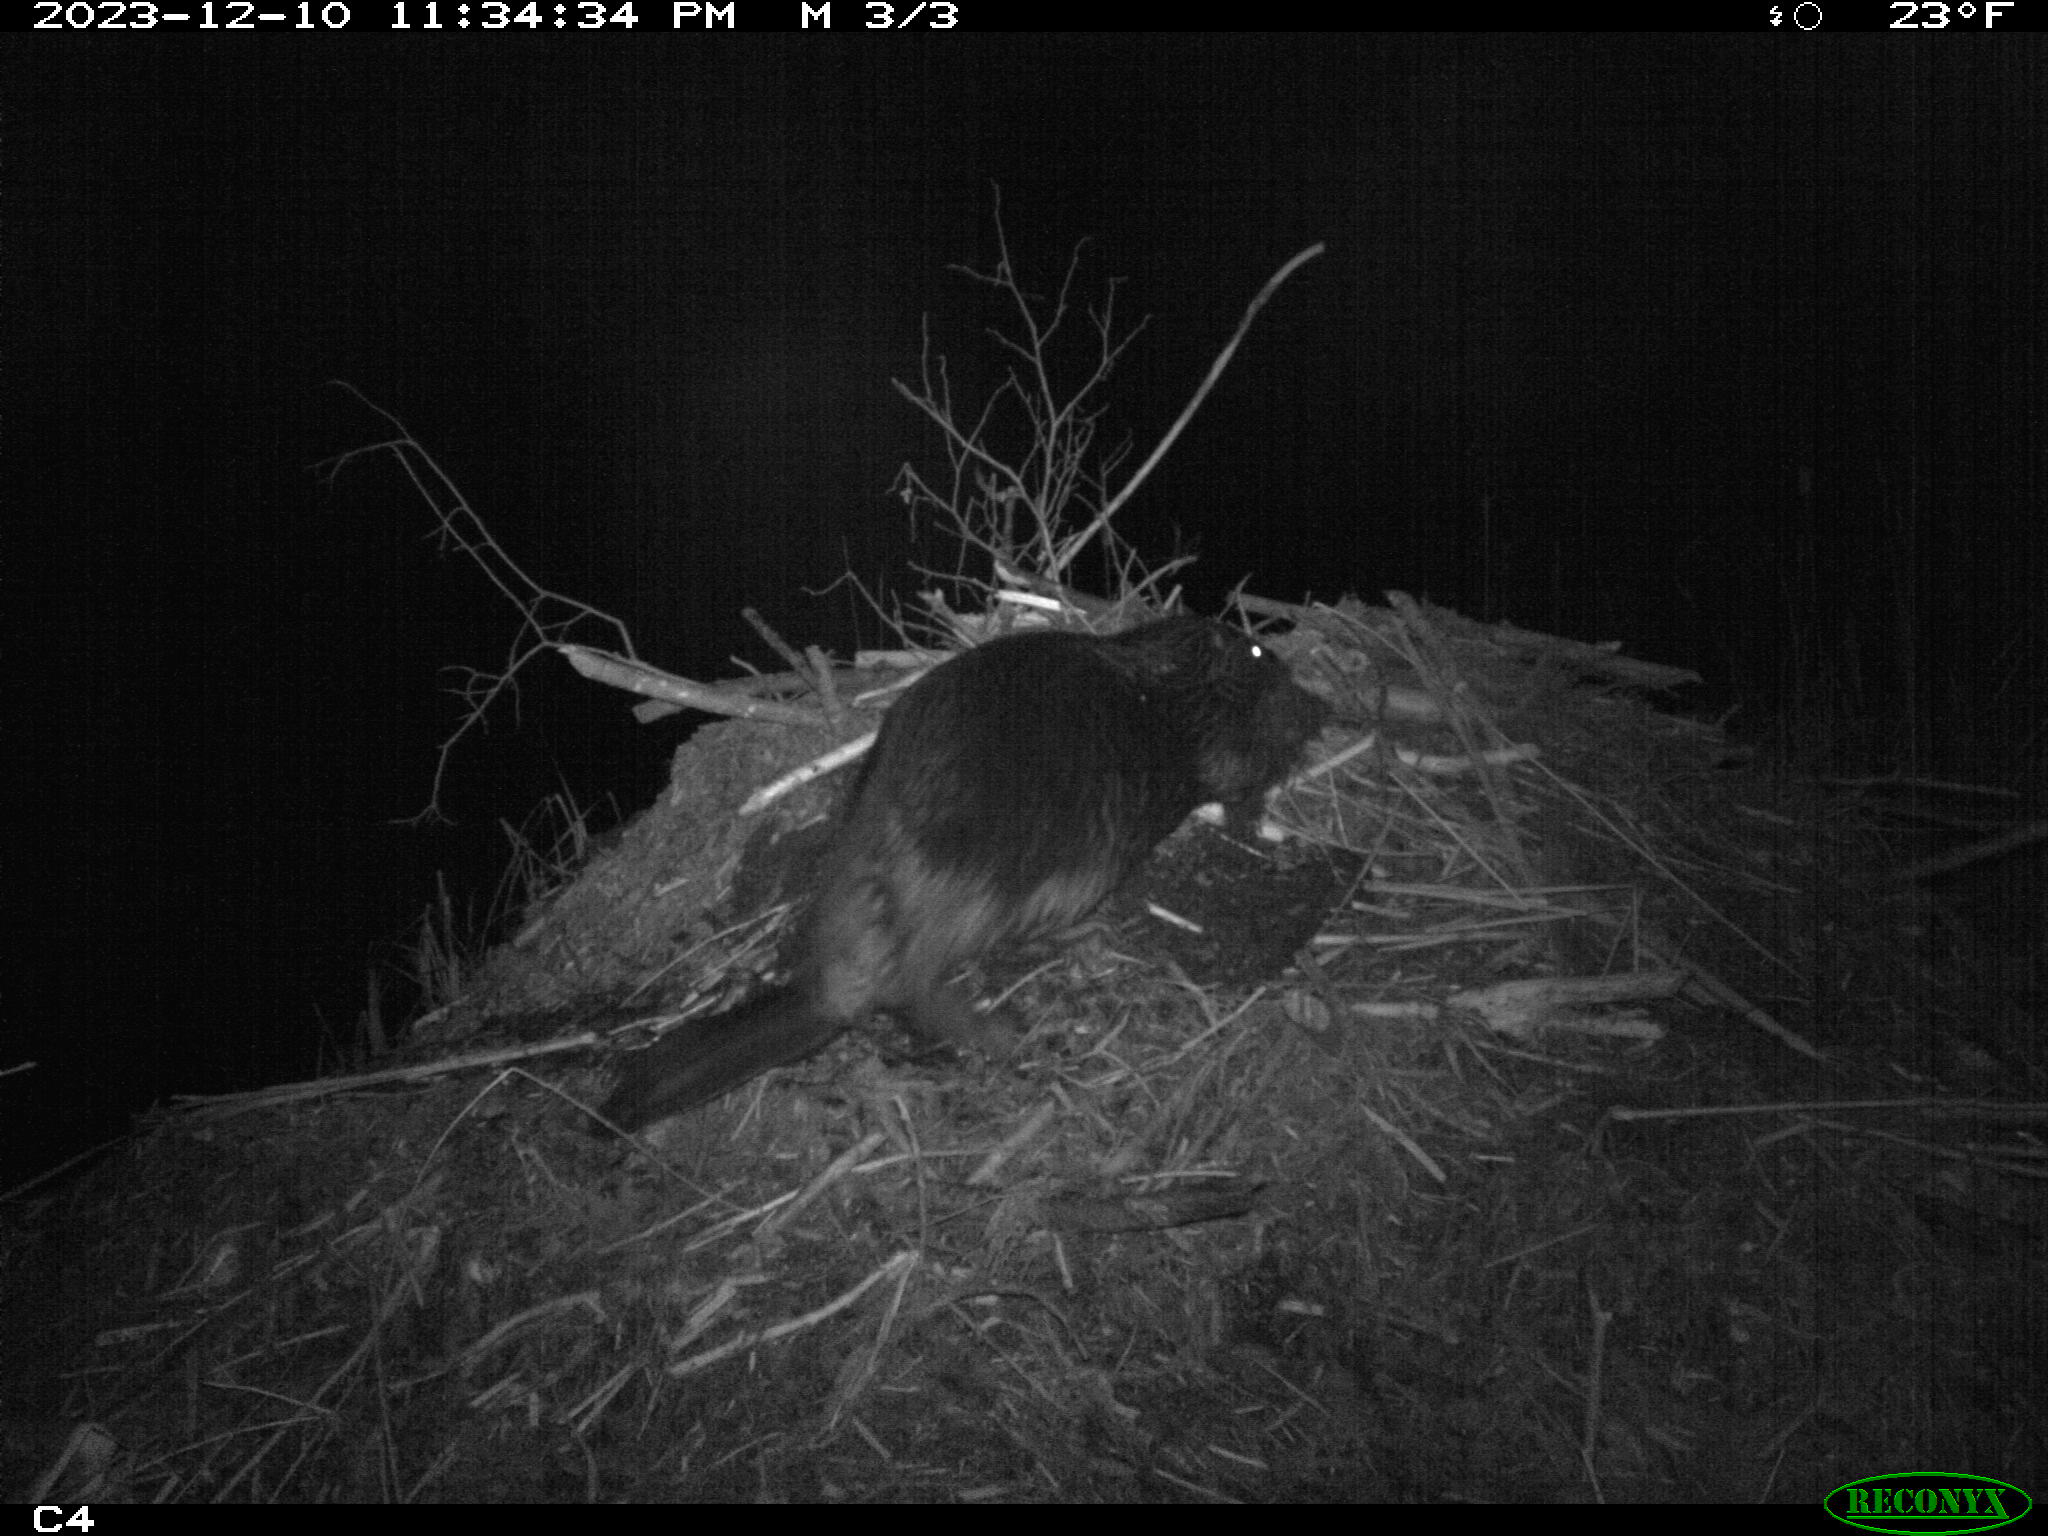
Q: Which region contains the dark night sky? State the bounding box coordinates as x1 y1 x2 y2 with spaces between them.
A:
11 34 2041 1180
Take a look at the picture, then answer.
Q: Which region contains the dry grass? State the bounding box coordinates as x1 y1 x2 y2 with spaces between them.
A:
9 595 2041 1503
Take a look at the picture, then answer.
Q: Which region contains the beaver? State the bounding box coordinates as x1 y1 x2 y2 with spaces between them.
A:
601 616 1327 1131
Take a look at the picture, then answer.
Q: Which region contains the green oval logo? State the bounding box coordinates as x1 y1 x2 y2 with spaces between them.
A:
1826 1473 2032 1534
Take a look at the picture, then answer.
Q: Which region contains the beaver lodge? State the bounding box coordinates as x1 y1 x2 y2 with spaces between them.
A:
8 585 2041 1504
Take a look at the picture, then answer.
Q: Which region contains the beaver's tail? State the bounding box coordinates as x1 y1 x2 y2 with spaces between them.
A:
601 989 845 1131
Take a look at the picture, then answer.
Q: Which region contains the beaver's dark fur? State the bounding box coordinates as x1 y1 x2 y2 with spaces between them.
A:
601 617 1327 1130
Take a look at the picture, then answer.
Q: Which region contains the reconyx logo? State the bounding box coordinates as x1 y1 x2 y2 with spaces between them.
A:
1826 1473 2031 1534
